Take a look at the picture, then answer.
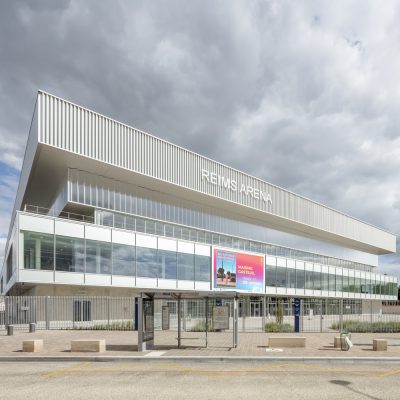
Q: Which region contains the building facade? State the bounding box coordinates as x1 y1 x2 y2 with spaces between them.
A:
1 91 398 301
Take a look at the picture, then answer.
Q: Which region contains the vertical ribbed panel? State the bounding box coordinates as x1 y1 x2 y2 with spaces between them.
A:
37 91 395 253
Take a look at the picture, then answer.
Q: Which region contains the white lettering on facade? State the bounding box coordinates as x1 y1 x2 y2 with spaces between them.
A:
201 169 272 205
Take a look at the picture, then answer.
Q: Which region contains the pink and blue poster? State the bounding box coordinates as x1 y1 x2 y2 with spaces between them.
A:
213 248 265 293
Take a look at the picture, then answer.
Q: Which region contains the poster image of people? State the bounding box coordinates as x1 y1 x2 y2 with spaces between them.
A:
215 250 236 287
213 247 265 293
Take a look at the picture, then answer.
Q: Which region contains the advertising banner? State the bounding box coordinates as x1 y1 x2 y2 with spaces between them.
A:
213 248 265 293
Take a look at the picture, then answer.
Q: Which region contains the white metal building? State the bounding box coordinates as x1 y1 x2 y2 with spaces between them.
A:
1 91 397 300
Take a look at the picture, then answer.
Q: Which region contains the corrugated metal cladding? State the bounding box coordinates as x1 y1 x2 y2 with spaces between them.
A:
37 91 395 252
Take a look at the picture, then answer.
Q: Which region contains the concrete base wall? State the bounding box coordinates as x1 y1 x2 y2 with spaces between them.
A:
362 300 382 314
18 284 140 297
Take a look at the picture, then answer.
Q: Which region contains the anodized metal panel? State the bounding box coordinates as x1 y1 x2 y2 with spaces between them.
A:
55 219 85 238
112 276 135 287
111 229 135 246
194 244 211 256
36 91 396 253
55 272 84 285
19 214 54 234
85 225 111 242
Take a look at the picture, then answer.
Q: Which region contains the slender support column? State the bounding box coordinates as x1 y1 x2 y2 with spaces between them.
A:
339 299 343 332
234 296 239 348
35 239 41 270
45 296 50 330
262 296 266 331
177 297 181 349
205 297 208 348
137 296 144 352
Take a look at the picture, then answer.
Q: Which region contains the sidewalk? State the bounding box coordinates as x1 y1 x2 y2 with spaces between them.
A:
1 330 400 359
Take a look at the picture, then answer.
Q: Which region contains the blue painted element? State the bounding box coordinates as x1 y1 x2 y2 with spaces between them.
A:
293 298 301 333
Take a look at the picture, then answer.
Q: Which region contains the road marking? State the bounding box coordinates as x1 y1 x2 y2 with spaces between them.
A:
40 361 400 380
144 351 167 357
377 369 400 377
42 362 92 379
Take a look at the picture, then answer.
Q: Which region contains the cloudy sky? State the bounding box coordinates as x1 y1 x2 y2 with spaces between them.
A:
1 1 400 278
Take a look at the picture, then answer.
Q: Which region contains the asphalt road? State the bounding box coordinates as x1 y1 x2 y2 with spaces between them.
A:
1 360 400 399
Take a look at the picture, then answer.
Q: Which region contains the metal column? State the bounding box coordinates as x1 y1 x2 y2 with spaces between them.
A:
205 297 208 348
177 297 182 349
233 297 238 348
137 296 144 352
339 299 343 332
262 296 266 331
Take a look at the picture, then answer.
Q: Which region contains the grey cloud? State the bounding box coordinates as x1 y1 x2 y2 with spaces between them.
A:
1 0 400 275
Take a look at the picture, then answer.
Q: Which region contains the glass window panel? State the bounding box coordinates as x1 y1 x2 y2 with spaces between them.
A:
155 222 164 236
305 270 313 290
181 228 190 241
112 243 135 276
287 268 296 288
276 266 287 288
23 231 54 271
336 272 343 292
165 224 174 238
136 218 145 233
157 250 177 280
146 220 156 235
265 264 276 287
195 255 210 282
321 273 329 291
55 236 85 273
178 253 194 281
296 269 305 289
114 213 125 229
329 274 336 291
314 271 322 290
125 215 135 231
136 247 158 278
85 240 111 274
342 274 349 293
102 211 114 227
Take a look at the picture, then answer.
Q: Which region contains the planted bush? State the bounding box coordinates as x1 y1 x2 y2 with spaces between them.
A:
190 321 213 332
330 320 400 333
264 322 294 333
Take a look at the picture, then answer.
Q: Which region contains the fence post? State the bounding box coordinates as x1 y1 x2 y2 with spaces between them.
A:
177 297 181 349
45 296 50 330
107 297 110 329
339 299 343 332
4 296 9 328
370 298 373 330
205 297 208 348
262 296 266 332
234 296 239 348
320 300 323 333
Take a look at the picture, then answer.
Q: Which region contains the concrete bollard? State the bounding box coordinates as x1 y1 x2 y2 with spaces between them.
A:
7 325 14 336
29 323 36 333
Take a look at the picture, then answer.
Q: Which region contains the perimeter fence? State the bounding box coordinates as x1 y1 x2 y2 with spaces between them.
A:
1 296 400 333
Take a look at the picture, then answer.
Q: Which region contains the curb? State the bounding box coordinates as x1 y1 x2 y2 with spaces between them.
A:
1 355 400 363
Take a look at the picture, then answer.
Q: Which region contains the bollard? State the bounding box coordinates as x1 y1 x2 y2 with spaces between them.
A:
29 323 36 333
7 325 14 336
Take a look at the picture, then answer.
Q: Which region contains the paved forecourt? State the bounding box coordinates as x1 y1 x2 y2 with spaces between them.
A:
2 330 400 358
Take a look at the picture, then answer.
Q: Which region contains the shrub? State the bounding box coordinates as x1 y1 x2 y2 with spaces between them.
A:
265 322 294 333
67 320 134 331
275 305 284 325
330 320 400 333
190 321 213 332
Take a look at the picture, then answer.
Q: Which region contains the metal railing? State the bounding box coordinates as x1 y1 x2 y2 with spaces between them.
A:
2 296 400 334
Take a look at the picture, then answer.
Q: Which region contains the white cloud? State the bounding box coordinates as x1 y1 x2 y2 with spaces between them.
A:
0 0 400 278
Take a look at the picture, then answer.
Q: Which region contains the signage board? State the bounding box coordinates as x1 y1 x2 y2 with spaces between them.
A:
162 305 169 330
212 247 265 293
212 306 229 330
